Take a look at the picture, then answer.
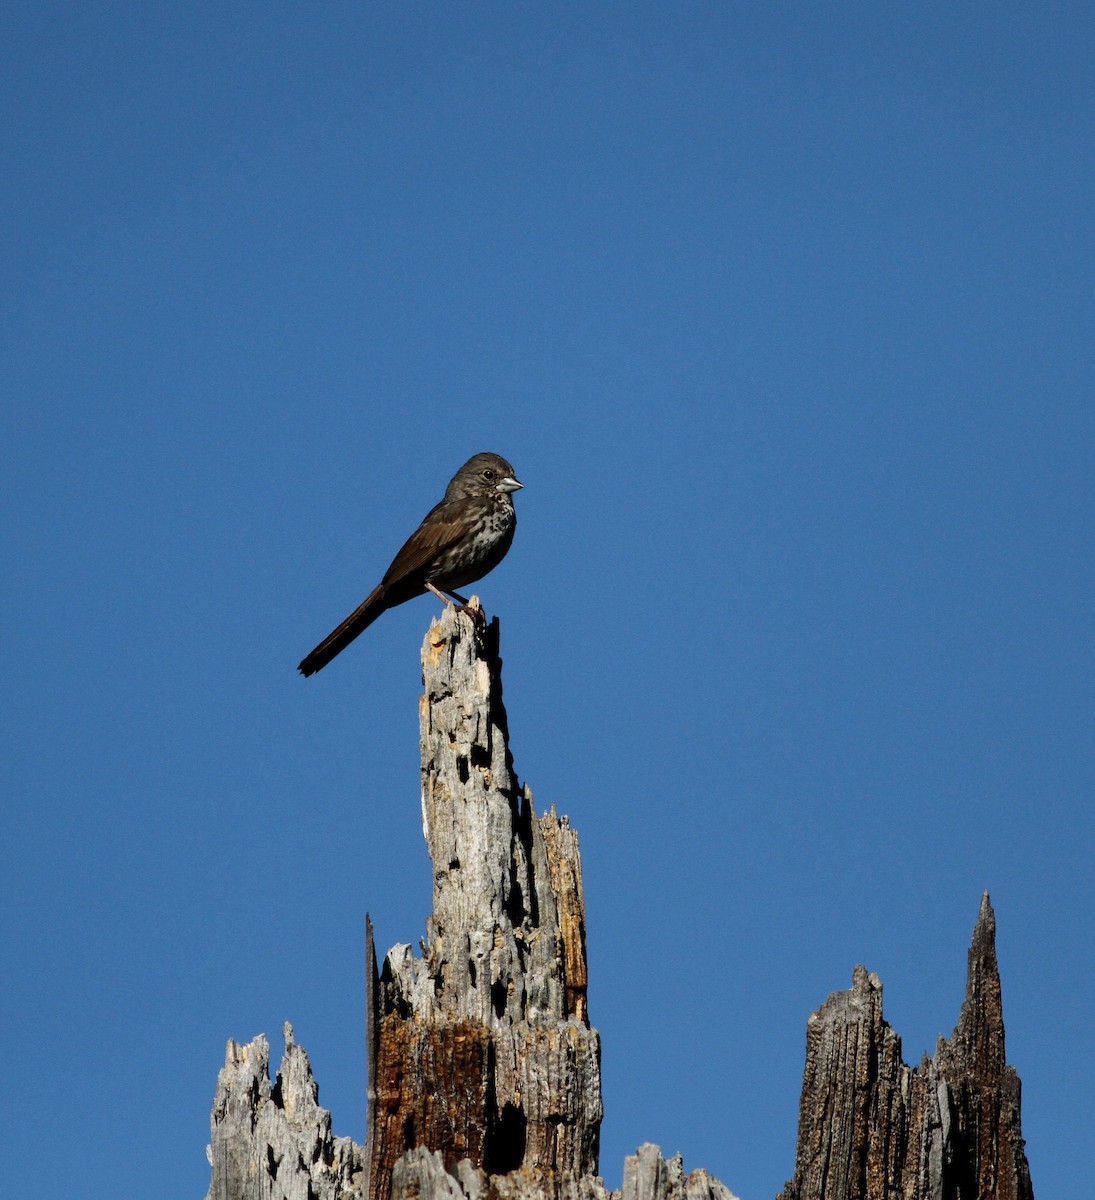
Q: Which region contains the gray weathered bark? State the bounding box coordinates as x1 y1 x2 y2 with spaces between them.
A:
777 892 1034 1200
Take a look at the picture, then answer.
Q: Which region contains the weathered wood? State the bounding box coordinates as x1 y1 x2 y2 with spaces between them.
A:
777 892 1034 1200
204 607 1035 1200
935 893 1034 1200
387 1142 738 1200
206 1023 364 1200
366 914 379 1200
540 807 590 1024
620 1144 740 1200
368 604 602 1200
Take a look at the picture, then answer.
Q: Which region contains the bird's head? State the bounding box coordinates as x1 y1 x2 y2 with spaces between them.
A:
446 452 523 500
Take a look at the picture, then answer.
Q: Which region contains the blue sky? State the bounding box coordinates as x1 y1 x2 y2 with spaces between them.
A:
3 5 1092 1198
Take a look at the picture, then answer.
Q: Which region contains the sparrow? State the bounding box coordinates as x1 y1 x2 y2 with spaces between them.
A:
298 452 522 676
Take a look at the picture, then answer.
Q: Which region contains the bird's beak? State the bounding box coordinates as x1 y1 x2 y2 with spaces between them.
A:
498 475 523 493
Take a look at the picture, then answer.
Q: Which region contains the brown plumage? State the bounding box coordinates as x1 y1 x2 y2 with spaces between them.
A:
298 452 522 676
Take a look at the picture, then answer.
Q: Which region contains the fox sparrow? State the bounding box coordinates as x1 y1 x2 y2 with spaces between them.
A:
298 452 523 676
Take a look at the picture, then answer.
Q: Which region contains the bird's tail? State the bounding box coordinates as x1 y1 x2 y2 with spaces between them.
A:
298 584 388 676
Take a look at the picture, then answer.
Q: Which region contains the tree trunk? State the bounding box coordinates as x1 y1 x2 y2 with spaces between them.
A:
366 605 601 1200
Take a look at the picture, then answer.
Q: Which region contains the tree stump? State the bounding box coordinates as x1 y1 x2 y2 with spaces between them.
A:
366 604 602 1200
204 608 1034 1200
777 893 1034 1200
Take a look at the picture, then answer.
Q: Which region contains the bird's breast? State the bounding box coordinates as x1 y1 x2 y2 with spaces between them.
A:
426 495 515 590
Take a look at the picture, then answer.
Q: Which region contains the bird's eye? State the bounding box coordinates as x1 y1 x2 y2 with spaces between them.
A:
483 469 496 480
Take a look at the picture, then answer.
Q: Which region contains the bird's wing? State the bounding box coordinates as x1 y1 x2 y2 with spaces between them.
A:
379 498 467 588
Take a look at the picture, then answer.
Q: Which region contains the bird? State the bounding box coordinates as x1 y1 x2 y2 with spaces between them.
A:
298 452 523 676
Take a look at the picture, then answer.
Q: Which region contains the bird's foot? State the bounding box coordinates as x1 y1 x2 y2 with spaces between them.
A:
456 600 486 625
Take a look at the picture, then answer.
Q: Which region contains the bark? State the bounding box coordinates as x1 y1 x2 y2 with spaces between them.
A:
777 893 1034 1200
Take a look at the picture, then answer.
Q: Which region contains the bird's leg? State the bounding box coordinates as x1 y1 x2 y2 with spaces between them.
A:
425 582 483 623
425 582 458 606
